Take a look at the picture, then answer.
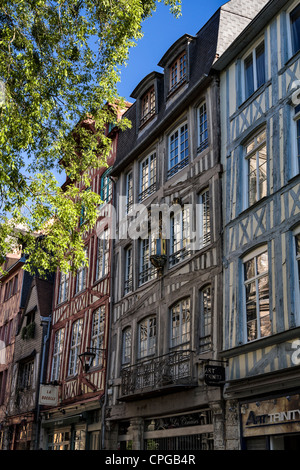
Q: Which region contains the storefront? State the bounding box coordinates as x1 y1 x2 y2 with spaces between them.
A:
240 393 300 450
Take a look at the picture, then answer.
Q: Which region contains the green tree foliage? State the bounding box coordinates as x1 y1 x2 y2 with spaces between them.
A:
0 0 181 276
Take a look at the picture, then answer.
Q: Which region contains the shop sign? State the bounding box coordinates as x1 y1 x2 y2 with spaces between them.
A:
39 384 59 406
241 394 300 437
204 365 225 386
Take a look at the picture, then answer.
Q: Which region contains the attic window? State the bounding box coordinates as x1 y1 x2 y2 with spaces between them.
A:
140 86 155 127
169 52 187 93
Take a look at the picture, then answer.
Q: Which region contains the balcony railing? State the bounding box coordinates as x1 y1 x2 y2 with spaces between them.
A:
120 350 196 400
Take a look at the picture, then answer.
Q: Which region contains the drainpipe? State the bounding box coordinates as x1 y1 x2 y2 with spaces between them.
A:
34 316 51 450
101 176 116 449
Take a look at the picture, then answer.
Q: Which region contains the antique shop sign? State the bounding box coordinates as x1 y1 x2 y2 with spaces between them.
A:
204 365 225 386
39 384 59 406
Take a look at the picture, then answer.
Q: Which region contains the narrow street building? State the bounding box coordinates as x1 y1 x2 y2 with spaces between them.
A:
0 253 34 449
6 276 53 450
39 109 127 450
105 0 269 451
214 0 300 450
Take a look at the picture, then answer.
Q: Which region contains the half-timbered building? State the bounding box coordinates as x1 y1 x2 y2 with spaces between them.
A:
105 0 269 451
39 108 128 450
214 0 300 450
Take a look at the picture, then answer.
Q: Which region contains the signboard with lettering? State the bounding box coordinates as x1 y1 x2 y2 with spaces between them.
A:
241 394 300 437
39 384 59 406
204 365 225 386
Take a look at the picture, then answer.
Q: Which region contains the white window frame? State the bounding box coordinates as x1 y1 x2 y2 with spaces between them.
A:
68 319 83 376
292 104 300 178
122 327 132 366
51 329 64 382
243 128 267 209
197 101 208 152
90 306 105 368
58 271 69 304
96 229 109 280
170 298 191 349
138 316 156 359
100 168 112 204
75 249 88 294
242 40 265 101
242 245 271 343
198 189 211 249
168 122 189 178
139 152 156 202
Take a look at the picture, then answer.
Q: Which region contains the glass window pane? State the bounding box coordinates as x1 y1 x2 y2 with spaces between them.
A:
256 43 265 88
245 54 254 98
291 4 300 55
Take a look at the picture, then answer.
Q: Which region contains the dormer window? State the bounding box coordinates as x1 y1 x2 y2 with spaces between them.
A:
140 86 155 127
170 52 187 92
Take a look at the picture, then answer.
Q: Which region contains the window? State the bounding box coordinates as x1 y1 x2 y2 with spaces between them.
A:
244 128 267 207
243 247 271 342
68 319 83 376
170 298 191 349
199 286 212 352
58 271 69 304
100 168 112 204
168 123 189 178
96 229 109 280
0 370 7 405
126 171 134 213
244 42 265 100
290 4 300 55
293 104 300 177
18 360 34 390
170 206 191 266
90 306 105 368
75 249 88 293
124 246 133 295
293 227 300 321
138 316 156 359
170 52 187 91
122 327 132 365
51 329 64 382
141 86 155 126
198 102 208 152
139 235 157 285
199 189 211 248
4 275 18 301
139 153 156 202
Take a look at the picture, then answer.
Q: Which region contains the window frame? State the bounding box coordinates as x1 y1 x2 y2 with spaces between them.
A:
90 306 106 368
138 316 157 359
243 40 266 101
75 248 88 294
125 170 134 213
51 328 64 382
68 318 83 376
199 285 212 352
122 327 132 366
139 234 157 285
96 228 110 281
140 86 156 127
169 206 191 267
100 168 112 204
242 245 271 343
124 246 133 295
293 226 300 324
18 359 34 390
243 127 267 209
198 189 211 249
168 122 189 178
170 298 191 350
292 104 300 178
169 51 187 93
58 271 69 305
197 101 208 153
139 152 157 202
288 3 300 57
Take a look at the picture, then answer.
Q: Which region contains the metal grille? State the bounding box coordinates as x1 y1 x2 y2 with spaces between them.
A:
144 433 214 451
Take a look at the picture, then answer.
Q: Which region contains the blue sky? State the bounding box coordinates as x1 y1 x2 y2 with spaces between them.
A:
117 0 225 103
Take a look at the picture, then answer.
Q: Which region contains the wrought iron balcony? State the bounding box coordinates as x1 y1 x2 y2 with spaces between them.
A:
119 350 197 401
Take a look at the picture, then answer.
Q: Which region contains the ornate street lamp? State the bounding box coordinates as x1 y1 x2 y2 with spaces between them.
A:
79 348 105 372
